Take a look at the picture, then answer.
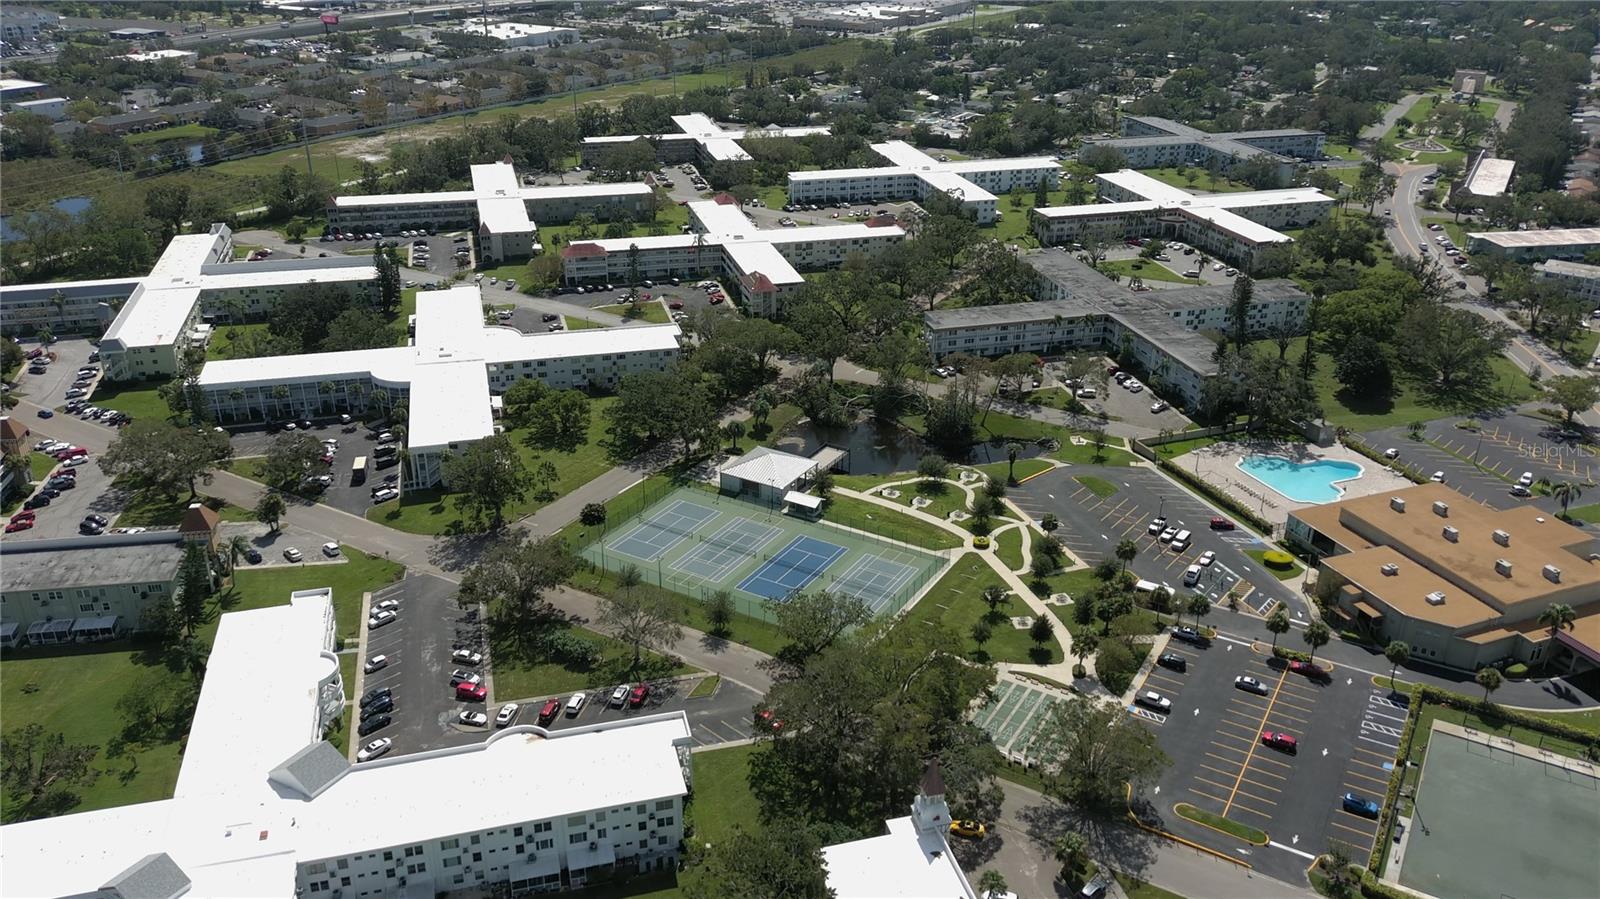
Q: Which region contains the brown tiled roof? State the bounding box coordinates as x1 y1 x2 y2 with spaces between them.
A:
560 242 607 259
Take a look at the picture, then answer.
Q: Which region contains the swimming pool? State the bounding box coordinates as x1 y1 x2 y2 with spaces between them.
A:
1237 455 1363 504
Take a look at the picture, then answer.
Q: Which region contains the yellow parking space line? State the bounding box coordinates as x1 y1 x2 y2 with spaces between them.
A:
1227 696 1270 713
1352 745 1398 761
1199 763 1243 780
1330 819 1377 838
1069 486 1090 502
1272 698 1318 716
1347 757 1393 775
1276 682 1320 700
1206 750 1246 766
1216 719 1263 737
1165 646 1202 658
1236 774 1282 794
1147 672 1186 688
1194 774 1238 795
1208 740 1251 755
1266 710 1312 726
1234 784 1279 806
1344 769 1390 786
1334 809 1381 826
1189 787 1229 805
1343 778 1387 794
1240 762 1288 781
1221 668 1291 818
1227 799 1275 821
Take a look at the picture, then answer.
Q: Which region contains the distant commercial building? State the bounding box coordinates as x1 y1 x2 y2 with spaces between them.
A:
301 111 364 136
561 195 905 316
1030 170 1334 270
1467 227 1600 263
1462 150 1515 198
788 140 1060 225
107 26 168 40
1535 259 1600 305
329 160 653 262
0 77 48 101
583 112 830 169
631 4 675 21
11 96 65 119
1083 115 1325 180
455 18 578 47
125 48 198 65
1287 484 1600 674
350 49 434 70
0 224 378 377
0 532 194 644
1453 68 1491 95
923 250 1310 409
795 1 974 33
199 285 681 488
0 587 699 896
89 100 214 135
0 7 60 43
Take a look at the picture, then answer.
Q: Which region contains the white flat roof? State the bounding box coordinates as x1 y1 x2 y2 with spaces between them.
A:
0 78 47 91
1205 187 1337 209
1536 259 1600 279
1465 156 1516 197
1035 200 1161 218
471 161 522 194
823 816 978 899
333 189 479 208
763 223 907 244
700 137 752 161
690 199 758 235
721 446 817 489
1469 227 1600 247
409 359 494 450
197 345 416 388
583 233 701 253
944 156 1061 174
919 168 995 202
520 182 653 201
670 112 725 138
871 140 939 169
175 590 337 803
789 166 914 181
101 285 201 348
187 264 378 291
478 195 537 233
481 322 682 365
724 241 805 285
1177 204 1292 245
1096 169 1193 203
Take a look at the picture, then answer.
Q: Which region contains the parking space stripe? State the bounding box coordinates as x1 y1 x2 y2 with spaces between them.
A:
1227 800 1275 821
1193 774 1238 794
1347 757 1392 774
1236 774 1282 793
1188 787 1229 805
1199 763 1242 780
1344 767 1390 785
1233 784 1279 805
1240 763 1288 781
1207 744 1248 759
1147 672 1186 688
1330 819 1377 838
1221 669 1292 818
1359 735 1400 750
1351 744 1397 760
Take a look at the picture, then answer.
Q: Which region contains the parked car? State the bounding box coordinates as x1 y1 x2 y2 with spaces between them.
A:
1197 550 1216 567
6 520 35 533
360 687 392 708
360 698 394 719
321 542 341 558
452 648 484 666
456 682 488 702
1342 793 1381 818
755 708 784 732
609 684 630 708
458 710 489 727
357 714 392 736
356 737 393 762
283 547 303 562
949 820 987 839
1147 516 1168 535
1135 691 1172 713
449 669 481 686
1261 731 1298 753
1209 517 1235 530
1158 526 1179 543
245 548 263 564
565 692 586 716
1171 626 1207 646
495 703 520 727
1289 660 1330 682
537 698 562 724
367 609 397 629
1235 675 1270 696
364 654 389 673
1157 652 1188 672
628 683 650 707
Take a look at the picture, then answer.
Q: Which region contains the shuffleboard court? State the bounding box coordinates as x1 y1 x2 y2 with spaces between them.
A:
737 535 848 600
608 499 720 562
669 517 783 582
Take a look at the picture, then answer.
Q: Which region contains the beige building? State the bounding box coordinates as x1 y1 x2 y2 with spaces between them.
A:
1287 484 1600 674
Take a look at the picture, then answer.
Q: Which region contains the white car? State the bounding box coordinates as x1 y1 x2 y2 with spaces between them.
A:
1383 448 1400 460
371 487 399 503
1158 527 1179 543
368 609 397 629
357 737 393 762
1135 691 1172 713
1125 381 1144 394
364 654 388 673
565 692 586 716
1150 400 1169 413
1235 675 1270 696
1212 262 1225 271
1147 516 1168 535
609 684 630 708
283 547 303 562
1517 471 1535 487
495 703 520 728
452 648 484 666
374 598 400 612
1198 550 1217 567
321 542 341 558
1430 471 1445 483
458 710 489 727
62 456 89 468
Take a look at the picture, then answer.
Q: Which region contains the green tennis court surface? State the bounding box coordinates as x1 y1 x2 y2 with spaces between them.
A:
1399 728 1600 899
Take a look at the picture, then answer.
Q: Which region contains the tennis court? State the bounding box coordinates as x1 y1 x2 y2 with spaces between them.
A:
1398 725 1600 899
582 485 948 618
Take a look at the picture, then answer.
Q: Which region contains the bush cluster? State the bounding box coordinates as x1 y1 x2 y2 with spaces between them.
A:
1155 458 1273 534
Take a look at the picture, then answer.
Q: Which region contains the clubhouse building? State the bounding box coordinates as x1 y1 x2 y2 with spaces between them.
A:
787 140 1061 225
1288 484 1600 674
1031 170 1335 270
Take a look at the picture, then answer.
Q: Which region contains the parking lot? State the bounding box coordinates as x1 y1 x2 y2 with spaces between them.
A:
229 419 401 517
1010 467 1301 619
1365 416 1582 512
534 674 763 748
12 338 99 410
8 444 120 541
1131 640 1400 883
558 280 737 321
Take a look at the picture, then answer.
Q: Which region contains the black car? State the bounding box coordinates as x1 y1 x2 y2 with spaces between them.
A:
80 522 105 535
1170 626 1208 646
39 488 61 499
360 698 394 719
1157 652 1188 672
24 495 52 509
48 478 75 490
541 313 559 322
299 419 313 430
83 513 109 526
245 548 263 564
357 714 392 736
360 687 392 708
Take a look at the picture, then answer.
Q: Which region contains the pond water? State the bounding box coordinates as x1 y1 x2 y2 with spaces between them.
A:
0 195 93 243
773 416 1051 475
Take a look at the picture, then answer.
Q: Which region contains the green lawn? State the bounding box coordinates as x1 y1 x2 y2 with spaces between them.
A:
1101 258 1202 285
123 122 218 146
568 561 790 656
821 492 966 550
83 380 172 422
752 403 803 446
993 525 1025 571
1 644 187 819
115 492 248 528
686 743 761 845
368 396 620 534
1074 475 1119 498
1137 167 1255 193
1174 802 1268 844
1420 216 1469 249
28 452 57 481
1150 435 1219 459
971 457 1053 484
565 316 607 330
224 546 404 642
899 554 1062 664
595 301 671 324
1561 501 1600 524
489 625 697 700
1322 141 1365 162
688 674 720 698
1264 336 1539 431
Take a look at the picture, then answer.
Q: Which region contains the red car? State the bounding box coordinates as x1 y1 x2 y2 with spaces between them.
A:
54 447 87 461
26 348 43 359
455 682 488 702
755 708 784 732
708 294 724 305
628 683 650 707
1209 517 1235 530
5 520 34 533
10 510 36 523
668 300 684 309
1289 660 1330 682
1261 731 1298 753
537 698 561 724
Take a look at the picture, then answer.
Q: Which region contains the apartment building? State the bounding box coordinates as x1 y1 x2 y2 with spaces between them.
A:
580 112 830 167
1030 170 1334 270
1084 115 1325 179
328 161 652 261
0 532 190 643
823 762 978 898
1287 484 1600 674
787 141 1061 224
1468 227 1600 263
1535 259 1600 304
922 249 1310 408
561 196 904 316
198 286 681 488
0 588 698 897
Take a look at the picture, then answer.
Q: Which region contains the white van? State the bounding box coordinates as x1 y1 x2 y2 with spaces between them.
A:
1169 529 1192 552
565 692 586 717
1183 564 1203 587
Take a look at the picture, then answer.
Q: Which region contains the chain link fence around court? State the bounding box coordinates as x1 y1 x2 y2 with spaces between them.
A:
574 480 948 623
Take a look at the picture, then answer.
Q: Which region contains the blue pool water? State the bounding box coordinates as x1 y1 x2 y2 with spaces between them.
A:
1237 455 1363 504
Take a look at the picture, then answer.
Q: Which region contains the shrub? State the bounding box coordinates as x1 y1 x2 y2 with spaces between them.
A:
1262 550 1295 569
580 502 607 526
1272 645 1313 663
1504 662 1529 678
972 535 991 549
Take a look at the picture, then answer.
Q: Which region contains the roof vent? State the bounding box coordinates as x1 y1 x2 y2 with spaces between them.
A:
1390 496 1407 512
1442 526 1459 542
1543 564 1562 583
1432 501 1449 517
1425 591 1446 606
1495 559 1513 577
1380 563 1400 576
1492 529 1510 547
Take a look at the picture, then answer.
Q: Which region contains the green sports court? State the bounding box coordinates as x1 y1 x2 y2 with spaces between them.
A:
1397 726 1600 899
972 678 1063 764
580 485 947 618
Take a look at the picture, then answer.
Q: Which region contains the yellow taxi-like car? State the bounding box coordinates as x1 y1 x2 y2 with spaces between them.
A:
949 820 987 839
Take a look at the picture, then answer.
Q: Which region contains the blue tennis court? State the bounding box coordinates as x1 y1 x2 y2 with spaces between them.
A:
670 517 783 582
608 500 719 562
737 535 848 600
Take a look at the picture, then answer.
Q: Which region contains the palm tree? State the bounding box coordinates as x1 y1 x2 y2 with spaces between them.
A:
1114 538 1138 573
1385 641 1410 691
1266 607 1291 648
1475 666 1503 704
1005 441 1022 484
1053 832 1089 886
1302 619 1331 663
1548 480 1583 518
977 870 1009 898
1538 603 1577 671
225 535 251 575
1186 594 1210 629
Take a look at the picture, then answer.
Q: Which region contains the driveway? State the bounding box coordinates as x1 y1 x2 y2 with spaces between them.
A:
8 449 117 541
229 420 400 517
532 674 762 748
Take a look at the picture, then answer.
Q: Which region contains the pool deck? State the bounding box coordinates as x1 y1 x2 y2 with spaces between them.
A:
1172 440 1414 524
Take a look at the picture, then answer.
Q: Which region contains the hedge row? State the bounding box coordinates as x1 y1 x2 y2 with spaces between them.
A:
1341 437 1427 485
1418 686 1600 754
1369 684 1423 873
1272 645 1314 664
1156 458 1275 535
